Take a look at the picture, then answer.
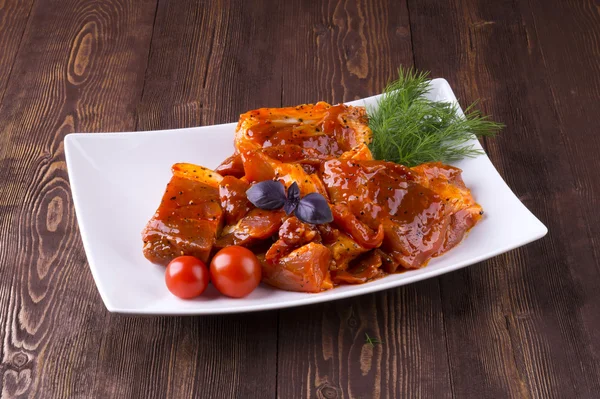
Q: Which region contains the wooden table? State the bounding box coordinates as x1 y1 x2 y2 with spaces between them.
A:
1 0 599 398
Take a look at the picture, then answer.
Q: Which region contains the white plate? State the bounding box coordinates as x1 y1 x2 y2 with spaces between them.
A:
65 79 547 315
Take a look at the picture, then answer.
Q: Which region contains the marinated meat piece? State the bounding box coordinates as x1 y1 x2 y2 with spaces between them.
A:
234 102 373 159
411 162 483 254
258 145 325 174
172 162 223 188
332 251 384 284
326 230 370 271
261 242 333 293
215 153 245 178
142 164 223 265
278 217 320 246
321 159 416 224
242 149 329 197
339 143 374 160
380 215 449 271
316 223 340 245
219 175 252 225
265 217 321 263
260 144 329 163
331 203 384 249
321 159 480 271
215 209 285 248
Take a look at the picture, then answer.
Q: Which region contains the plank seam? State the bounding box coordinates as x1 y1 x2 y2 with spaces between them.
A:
199 23 216 127
134 0 162 132
275 311 280 399
201 24 216 93
404 0 417 68
280 69 284 108
438 280 456 399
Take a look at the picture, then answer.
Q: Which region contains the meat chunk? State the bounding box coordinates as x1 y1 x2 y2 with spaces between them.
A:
326 231 370 271
219 175 252 225
232 102 373 198
265 216 321 263
241 149 329 197
234 102 373 159
216 209 285 248
142 164 224 265
261 242 333 293
331 203 384 249
332 251 384 284
411 162 483 254
215 153 245 178
321 159 481 271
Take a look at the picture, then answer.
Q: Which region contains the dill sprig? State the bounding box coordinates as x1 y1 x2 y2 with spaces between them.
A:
367 68 503 167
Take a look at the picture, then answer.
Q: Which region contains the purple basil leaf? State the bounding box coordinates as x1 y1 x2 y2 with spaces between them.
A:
246 180 286 210
295 193 333 224
284 182 300 215
287 182 300 202
283 200 297 215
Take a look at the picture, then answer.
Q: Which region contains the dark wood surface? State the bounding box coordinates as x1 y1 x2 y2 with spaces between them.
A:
0 0 598 397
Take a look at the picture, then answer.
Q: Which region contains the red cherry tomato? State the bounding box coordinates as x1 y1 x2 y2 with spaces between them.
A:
165 256 209 299
210 246 262 298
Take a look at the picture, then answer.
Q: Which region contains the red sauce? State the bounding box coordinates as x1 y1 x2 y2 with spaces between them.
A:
321 159 449 270
245 105 356 157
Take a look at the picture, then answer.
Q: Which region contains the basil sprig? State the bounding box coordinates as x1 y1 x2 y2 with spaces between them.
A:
246 181 333 225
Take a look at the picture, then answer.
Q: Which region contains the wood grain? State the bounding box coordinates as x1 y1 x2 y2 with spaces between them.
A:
275 1 452 398
278 282 453 399
0 0 157 397
278 0 413 105
409 0 600 397
1 0 600 398
0 0 35 103
137 0 286 130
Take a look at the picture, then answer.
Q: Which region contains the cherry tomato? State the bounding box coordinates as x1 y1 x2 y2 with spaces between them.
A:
210 246 262 298
165 256 209 299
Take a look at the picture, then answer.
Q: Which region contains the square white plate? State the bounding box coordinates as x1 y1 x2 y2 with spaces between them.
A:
65 79 547 315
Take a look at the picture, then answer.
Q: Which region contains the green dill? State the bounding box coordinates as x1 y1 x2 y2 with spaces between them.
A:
365 333 382 346
367 67 503 167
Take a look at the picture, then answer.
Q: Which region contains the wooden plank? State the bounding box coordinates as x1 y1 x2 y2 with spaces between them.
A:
136 0 286 130
278 0 413 105
524 0 600 394
91 312 278 399
526 0 600 284
276 1 453 398
408 0 600 397
0 0 35 102
0 0 157 397
278 283 453 399
93 1 284 398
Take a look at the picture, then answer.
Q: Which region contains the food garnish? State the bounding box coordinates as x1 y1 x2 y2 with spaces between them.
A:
165 256 209 299
246 180 333 225
368 67 503 166
210 246 262 298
